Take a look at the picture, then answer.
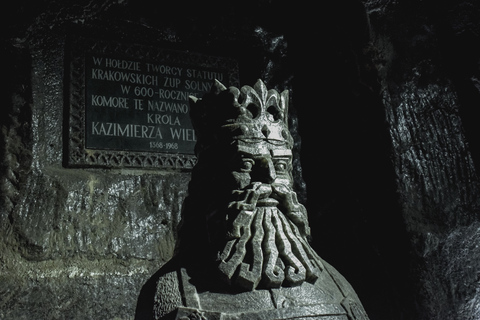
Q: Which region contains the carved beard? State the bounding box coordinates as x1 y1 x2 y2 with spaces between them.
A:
215 182 324 290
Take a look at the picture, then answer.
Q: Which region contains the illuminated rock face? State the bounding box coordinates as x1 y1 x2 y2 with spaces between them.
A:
152 80 369 320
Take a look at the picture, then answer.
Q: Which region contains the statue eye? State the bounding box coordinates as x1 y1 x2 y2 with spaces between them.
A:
240 159 254 172
274 160 287 173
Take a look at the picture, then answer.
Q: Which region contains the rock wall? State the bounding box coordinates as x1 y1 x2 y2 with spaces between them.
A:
365 1 480 319
1 1 295 319
293 1 480 319
2 26 190 317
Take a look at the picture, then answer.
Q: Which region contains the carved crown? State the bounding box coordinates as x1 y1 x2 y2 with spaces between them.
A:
189 79 292 154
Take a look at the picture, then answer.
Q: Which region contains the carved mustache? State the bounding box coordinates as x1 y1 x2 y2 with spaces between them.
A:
229 183 292 210
227 182 310 237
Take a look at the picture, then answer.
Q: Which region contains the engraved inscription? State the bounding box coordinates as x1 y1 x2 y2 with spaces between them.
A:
66 36 239 169
85 54 228 154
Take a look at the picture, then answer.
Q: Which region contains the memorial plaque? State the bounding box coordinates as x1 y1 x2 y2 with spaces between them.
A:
65 36 239 169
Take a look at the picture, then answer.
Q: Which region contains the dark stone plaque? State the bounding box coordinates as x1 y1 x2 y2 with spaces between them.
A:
65 36 239 169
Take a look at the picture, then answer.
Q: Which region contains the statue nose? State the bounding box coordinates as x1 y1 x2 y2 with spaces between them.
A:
255 157 276 184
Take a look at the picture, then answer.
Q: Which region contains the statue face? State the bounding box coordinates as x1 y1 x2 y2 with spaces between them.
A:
208 140 322 291
230 143 293 193
188 80 323 291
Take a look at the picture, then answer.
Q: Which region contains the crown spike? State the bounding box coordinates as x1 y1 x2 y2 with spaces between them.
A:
212 79 227 94
280 89 289 124
254 79 268 104
189 95 199 104
266 89 280 110
190 79 293 149
241 84 261 108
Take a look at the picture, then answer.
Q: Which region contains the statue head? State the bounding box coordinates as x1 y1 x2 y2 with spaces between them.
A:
183 79 323 291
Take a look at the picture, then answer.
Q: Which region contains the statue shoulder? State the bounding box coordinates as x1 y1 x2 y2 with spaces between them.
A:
153 260 183 320
321 258 370 320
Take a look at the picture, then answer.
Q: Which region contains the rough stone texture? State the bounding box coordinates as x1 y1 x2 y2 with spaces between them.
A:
4 169 186 261
1 2 301 319
364 0 480 319
2 7 192 319
1 165 189 319
294 1 480 319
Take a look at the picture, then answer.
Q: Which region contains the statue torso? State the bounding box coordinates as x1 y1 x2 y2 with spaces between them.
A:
154 258 368 320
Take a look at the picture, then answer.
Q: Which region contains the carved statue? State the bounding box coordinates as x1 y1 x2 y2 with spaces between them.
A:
152 79 369 320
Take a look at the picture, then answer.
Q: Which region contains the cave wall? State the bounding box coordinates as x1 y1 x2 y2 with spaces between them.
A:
366 1 480 319
291 1 480 319
1 9 191 316
2 1 480 320
1 1 293 319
